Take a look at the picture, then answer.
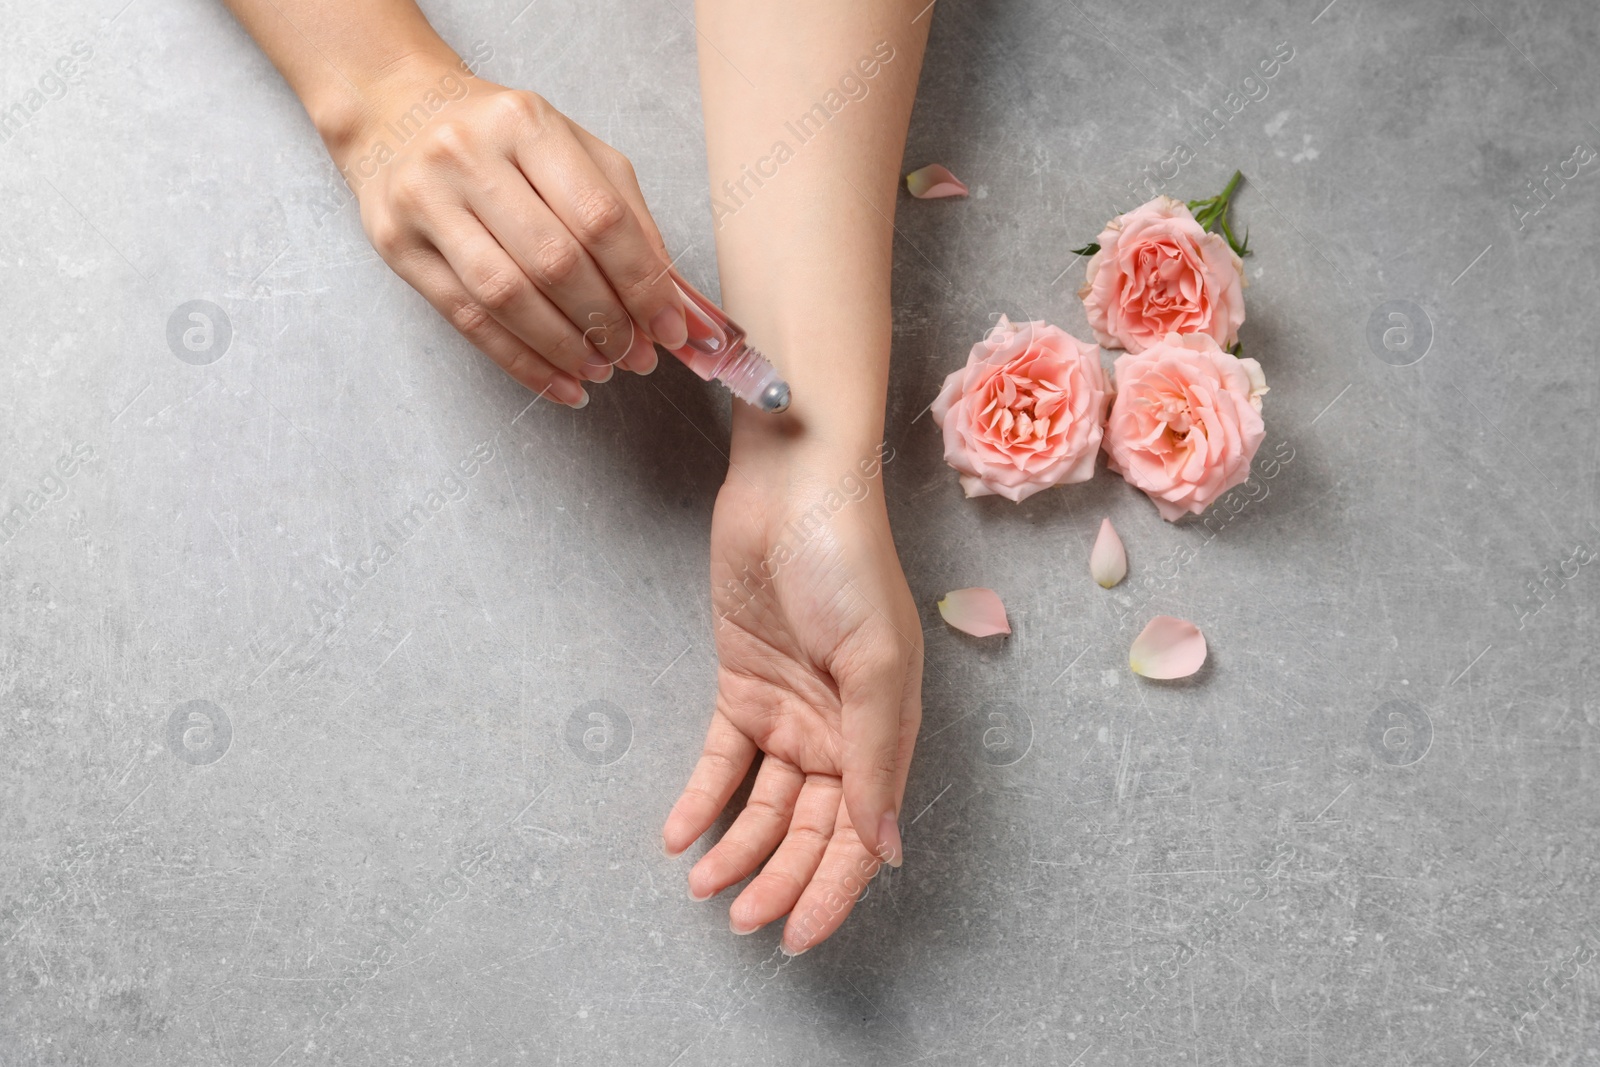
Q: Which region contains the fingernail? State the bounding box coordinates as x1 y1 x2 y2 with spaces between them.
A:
877 812 904 869
688 885 713 902
729 915 759 935
551 379 588 409
623 330 659 375
780 942 810 957
649 306 688 350
581 357 614 383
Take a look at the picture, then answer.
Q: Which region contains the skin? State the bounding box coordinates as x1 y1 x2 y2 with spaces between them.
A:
662 1 929 954
224 0 928 955
221 0 691 408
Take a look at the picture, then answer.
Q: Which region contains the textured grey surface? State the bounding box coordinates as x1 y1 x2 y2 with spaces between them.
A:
3 0 1599 1064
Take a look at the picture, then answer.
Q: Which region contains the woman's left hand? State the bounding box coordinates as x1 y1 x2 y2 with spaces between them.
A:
661 438 922 955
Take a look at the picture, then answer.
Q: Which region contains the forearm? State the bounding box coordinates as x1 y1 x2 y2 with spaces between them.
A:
694 1 930 466
220 0 464 157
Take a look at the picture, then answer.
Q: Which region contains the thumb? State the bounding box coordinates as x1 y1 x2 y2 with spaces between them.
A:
838 633 914 869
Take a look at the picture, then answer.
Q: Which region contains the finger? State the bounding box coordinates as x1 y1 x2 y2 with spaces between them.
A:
422 203 616 384
568 123 675 270
515 116 688 350
662 710 758 858
726 773 840 935
549 132 662 375
687 755 804 904
384 243 590 409
455 158 634 370
836 623 914 869
781 807 884 957
617 319 658 375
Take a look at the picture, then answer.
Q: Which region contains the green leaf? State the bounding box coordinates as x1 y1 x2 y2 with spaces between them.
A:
1219 216 1250 258
1070 242 1100 257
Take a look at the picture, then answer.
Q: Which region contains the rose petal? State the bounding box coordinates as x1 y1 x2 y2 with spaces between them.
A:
937 587 1011 637
1090 517 1127 588
906 164 970 199
1129 615 1206 679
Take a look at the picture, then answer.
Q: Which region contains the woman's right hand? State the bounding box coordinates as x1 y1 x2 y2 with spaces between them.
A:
326 58 689 409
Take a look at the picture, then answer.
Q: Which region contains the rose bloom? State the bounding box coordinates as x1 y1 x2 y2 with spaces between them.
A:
1103 332 1267 521
1079 196 1245 353
931 315 1111 503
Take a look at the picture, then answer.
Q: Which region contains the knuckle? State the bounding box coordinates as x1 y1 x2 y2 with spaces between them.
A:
530 234 583 288
864 754 900 784
365 216 405 258
601 256 669 309
547 330 591 369
703 747 744 776
596 306 632 346
468 265 526 312
612 152 639 184
683 781 723 810
570 188 629 244
579 311 626 354
499 345 546 387
500 90 548 128
596 145 638 184
447 299 495 341
612 265 666 305
715 839 758 870
834 823 868 852
760 868 807 903
742 794 786 823
786 824 830 853
389 169 430 212
419 122 473 167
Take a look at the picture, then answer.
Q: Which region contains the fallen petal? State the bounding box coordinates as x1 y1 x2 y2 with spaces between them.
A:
1129 615 1206 679
937 587 1010 637
1090 517 1127 588
906 164 970 199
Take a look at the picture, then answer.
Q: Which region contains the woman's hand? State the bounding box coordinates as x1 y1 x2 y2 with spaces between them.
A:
327 59 690 408
662 440 923 955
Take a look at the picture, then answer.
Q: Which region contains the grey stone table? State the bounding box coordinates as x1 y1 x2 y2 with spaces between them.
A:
3 0 1597 1064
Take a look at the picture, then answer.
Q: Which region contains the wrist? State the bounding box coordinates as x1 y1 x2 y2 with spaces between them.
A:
308 45 476 172
715 281 893 473
730 401 885 470
728 407 895 508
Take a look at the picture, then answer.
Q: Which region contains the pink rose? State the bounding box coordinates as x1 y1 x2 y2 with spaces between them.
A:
1079 196 1246 353
931 315 1111 503
1103 332 1267 521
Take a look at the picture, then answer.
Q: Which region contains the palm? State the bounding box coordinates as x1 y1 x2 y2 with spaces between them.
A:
663 473 922 954
712 495 859 775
